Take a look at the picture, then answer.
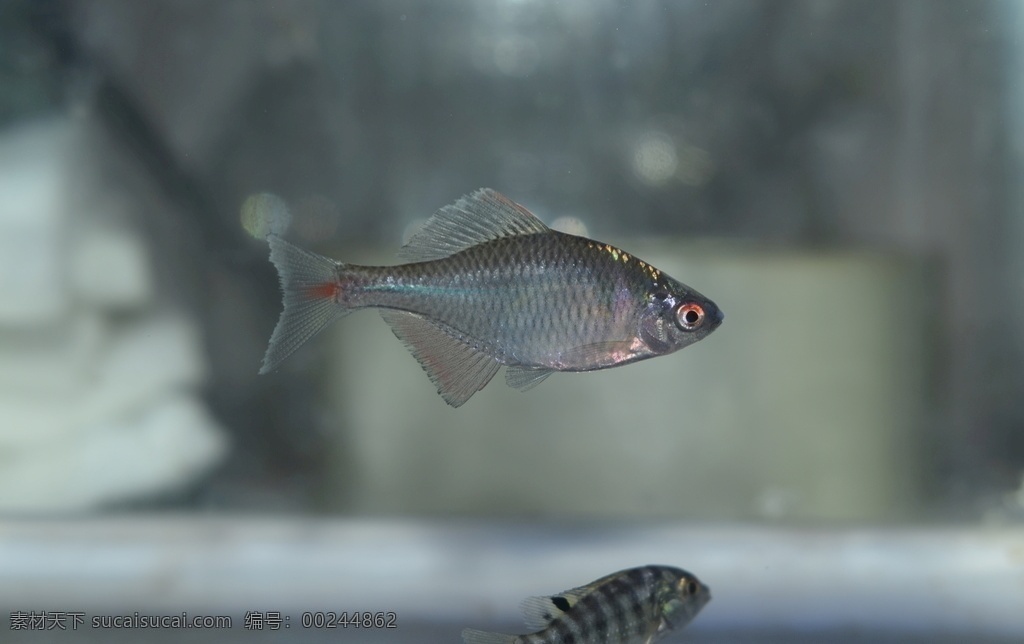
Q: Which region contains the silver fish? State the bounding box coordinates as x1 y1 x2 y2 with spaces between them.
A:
259 189 723 406
462 565 711 644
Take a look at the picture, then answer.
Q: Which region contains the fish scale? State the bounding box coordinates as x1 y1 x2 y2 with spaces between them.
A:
345 233 644 366
259 188 722 407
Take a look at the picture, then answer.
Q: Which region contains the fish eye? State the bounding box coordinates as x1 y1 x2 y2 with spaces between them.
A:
686 581 699 595
675 303 705 330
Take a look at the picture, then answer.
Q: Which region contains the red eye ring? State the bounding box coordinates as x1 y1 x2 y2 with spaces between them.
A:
676 303 705 330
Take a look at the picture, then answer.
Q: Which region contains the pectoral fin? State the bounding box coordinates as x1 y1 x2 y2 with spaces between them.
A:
505 366 554 391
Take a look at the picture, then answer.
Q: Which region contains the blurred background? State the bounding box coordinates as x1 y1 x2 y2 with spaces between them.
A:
1 0 1023 641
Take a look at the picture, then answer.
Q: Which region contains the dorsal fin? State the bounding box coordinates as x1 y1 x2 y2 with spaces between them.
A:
519 585 594 630
398 188 549 262
520 570 627 629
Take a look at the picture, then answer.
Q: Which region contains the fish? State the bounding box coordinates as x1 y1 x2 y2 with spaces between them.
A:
462 565 711 644
259 188 723 407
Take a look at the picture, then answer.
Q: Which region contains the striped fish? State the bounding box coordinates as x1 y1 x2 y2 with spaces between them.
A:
258 189 723 407
462 565 711 644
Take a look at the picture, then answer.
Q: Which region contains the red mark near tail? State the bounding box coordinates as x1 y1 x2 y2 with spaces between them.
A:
304 282 340 301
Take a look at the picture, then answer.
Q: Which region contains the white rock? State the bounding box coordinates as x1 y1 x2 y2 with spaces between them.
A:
0 116 227 511
0 119 77 325
0 394 228 511
0 310 104 395
0 312 206 451
69 224 153 308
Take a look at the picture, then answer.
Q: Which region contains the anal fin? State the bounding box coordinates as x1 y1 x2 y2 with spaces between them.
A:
379 310 500 408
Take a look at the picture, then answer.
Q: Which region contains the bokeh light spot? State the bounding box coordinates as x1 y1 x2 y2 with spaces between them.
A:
240 193 292 239
550 216 589 237
631 132 678 186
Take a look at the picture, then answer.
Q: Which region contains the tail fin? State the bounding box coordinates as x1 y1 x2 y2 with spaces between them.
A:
259 234 349 374
461 628 517 644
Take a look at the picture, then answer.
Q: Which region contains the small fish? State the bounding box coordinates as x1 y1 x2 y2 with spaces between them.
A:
462 565 711 644
259 189 723 406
